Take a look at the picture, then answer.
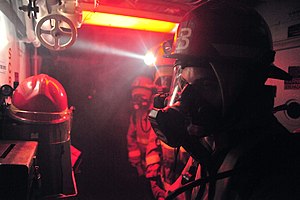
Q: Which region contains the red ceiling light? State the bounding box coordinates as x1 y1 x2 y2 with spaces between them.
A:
82 10 179 33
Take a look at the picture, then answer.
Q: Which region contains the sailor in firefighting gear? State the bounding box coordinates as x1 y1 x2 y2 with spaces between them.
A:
145 41 191 200
127 75 155 176
148 1 300 200
127 75 156 200
7 74 76 197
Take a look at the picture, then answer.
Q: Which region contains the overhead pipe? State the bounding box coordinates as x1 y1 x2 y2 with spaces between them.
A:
57 0 82 28
22 0 40 47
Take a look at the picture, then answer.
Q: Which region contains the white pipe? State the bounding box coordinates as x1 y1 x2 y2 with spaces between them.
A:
22 0 40 47
33 47 39 75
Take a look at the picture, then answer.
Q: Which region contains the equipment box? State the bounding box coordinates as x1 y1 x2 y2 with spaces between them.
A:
0 140 38 200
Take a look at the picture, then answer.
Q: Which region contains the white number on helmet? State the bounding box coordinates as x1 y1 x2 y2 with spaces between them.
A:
176 28 192 50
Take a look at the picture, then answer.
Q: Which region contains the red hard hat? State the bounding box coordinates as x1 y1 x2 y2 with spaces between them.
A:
9 74 71 124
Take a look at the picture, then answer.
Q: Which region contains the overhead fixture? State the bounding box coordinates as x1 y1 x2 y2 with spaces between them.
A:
82 11 179 33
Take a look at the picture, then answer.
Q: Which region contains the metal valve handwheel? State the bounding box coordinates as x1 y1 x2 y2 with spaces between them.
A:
36 14 77 51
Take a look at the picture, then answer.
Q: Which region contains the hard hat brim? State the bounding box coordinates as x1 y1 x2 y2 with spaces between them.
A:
166 53 292 81
269 64 292 81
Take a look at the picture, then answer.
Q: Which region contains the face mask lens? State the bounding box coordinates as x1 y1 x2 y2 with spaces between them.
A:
132 94 149 109
168 65 188 106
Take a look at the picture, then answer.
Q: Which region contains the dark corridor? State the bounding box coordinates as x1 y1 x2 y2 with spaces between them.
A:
40 25 172 200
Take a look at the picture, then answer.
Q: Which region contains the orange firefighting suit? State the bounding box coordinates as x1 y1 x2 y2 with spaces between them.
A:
127 109 153 176
145 129 190 199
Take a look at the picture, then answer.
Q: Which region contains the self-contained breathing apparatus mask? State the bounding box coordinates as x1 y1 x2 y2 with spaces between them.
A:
132 93 152 110
148 59 282 200
131 75 154 110
149 60 223 162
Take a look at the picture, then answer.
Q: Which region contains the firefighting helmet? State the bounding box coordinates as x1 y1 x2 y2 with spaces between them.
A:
153 39 175 67
144 39 174 67
145 39 175 93
9 74 72 124
166 1 292 111
131 75 154 110
168 1 291 81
